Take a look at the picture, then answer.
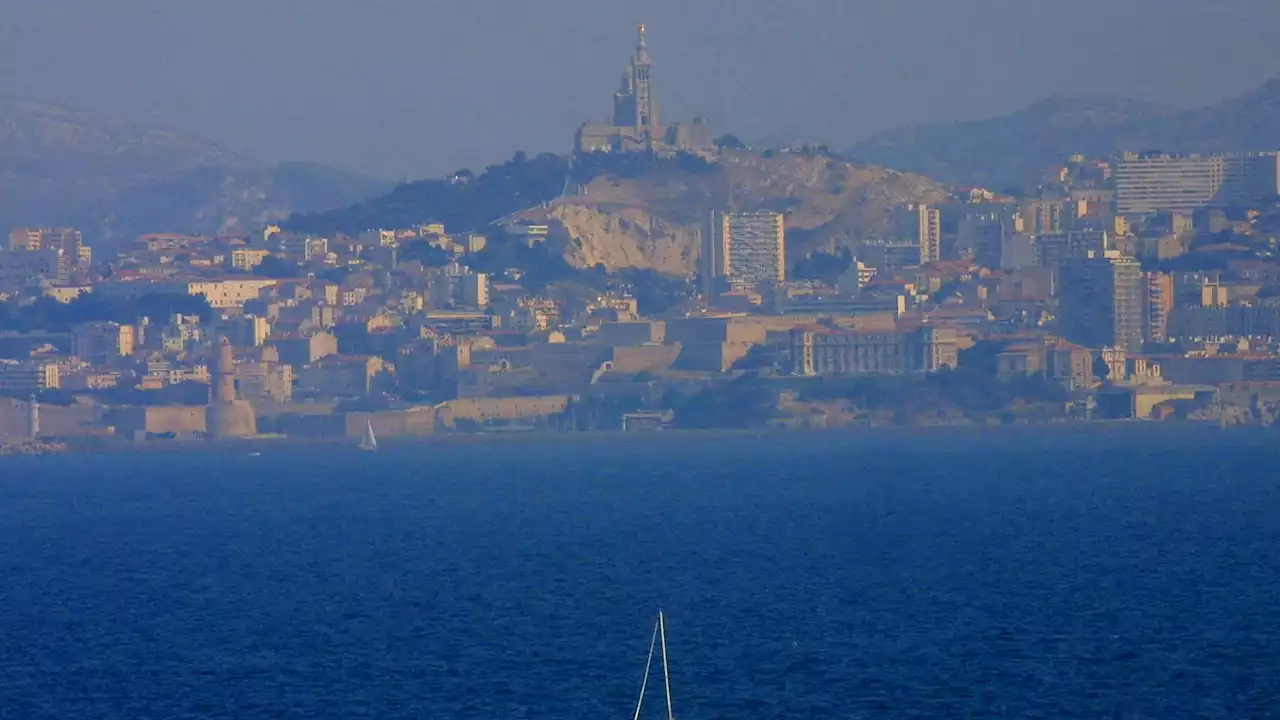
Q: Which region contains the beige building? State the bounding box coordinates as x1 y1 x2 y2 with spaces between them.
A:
44 285 93 303
230 248 271 272
187 279 278 308
789 325 958 376
437 395 572 428
107 406 207 438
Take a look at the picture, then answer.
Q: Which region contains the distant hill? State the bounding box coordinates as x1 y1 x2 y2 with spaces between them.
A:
845 78 1280 191
0 96 388 242
287 149 950 276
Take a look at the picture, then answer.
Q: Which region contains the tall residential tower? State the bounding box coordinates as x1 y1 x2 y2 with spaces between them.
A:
712 211 787 291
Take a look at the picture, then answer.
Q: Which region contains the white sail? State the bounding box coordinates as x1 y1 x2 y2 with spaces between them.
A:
360 419 378 451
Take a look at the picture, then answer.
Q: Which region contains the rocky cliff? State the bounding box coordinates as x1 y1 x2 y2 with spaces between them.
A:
521 149 950 276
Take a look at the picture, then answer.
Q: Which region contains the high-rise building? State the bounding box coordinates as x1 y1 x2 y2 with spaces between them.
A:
956 212 1006 269
1115 151 1280 215
1144 271 1174 344
894 204 942 264
1020 200 1067 234
714 211 786 290
8 227 83 256
461 273 490 308
1057 251 1144 353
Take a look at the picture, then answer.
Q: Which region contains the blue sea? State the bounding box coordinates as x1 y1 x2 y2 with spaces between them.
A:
1 427 1278 719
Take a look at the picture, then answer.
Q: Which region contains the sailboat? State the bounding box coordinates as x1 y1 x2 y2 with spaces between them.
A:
359 419 378 452
631 610 676 720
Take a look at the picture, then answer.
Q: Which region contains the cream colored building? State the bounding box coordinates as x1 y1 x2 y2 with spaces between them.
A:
187 279 278 308
230 248 271 272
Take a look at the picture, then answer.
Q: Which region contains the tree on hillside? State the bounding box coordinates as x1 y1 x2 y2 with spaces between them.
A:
0 292 213 332
253 255 302 279
791 249 852 285
399 240 452 268
715 134 747 150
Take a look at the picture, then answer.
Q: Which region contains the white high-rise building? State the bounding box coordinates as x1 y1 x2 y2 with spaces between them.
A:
714 211 786 290
895 204 942 264
1115 151 1280 215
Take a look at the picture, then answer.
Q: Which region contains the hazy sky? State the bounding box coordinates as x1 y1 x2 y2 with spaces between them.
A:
2 0 1279 180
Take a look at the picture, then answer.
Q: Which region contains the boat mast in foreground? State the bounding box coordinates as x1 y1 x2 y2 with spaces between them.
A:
631 610 675 720
359 419 378 451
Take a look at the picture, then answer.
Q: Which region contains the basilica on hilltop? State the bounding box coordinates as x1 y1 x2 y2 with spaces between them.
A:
574 25 715 155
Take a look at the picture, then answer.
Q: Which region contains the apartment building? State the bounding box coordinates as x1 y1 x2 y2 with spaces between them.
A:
1115 151 1280 214
712 211 786 290
1057 251 1144 353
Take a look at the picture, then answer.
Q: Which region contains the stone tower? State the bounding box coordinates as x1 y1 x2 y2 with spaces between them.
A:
27 393 39 440
612 24 658 144
213 336 237 404
206 335 257 439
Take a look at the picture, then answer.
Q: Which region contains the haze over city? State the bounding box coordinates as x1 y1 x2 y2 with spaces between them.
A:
3 0 1279 178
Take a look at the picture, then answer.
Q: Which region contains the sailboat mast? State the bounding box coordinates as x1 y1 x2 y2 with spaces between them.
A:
631 617 660 720
658 610 674 720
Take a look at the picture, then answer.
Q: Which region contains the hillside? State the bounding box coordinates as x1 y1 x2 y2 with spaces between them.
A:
0 96 387 242
846 78 1280 190
288 149 950 277
529 150 949 275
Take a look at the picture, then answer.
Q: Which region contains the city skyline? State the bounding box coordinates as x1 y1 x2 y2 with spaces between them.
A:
2 1 1280 179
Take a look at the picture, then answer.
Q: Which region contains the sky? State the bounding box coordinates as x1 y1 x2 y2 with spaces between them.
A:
2 0 1279 180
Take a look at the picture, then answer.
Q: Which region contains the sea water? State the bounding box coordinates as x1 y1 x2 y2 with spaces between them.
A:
0 427 1277 718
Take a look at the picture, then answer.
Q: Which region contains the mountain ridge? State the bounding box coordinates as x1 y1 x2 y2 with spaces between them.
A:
0 95 388 243
845 79 1280 190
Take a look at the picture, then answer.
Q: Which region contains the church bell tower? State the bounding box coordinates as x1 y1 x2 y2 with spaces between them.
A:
611 24 659 146
631 24 658 142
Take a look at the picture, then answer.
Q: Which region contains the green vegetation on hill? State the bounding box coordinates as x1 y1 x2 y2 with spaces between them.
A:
283 153 571 236
282 150 720 238
0 293 212 333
